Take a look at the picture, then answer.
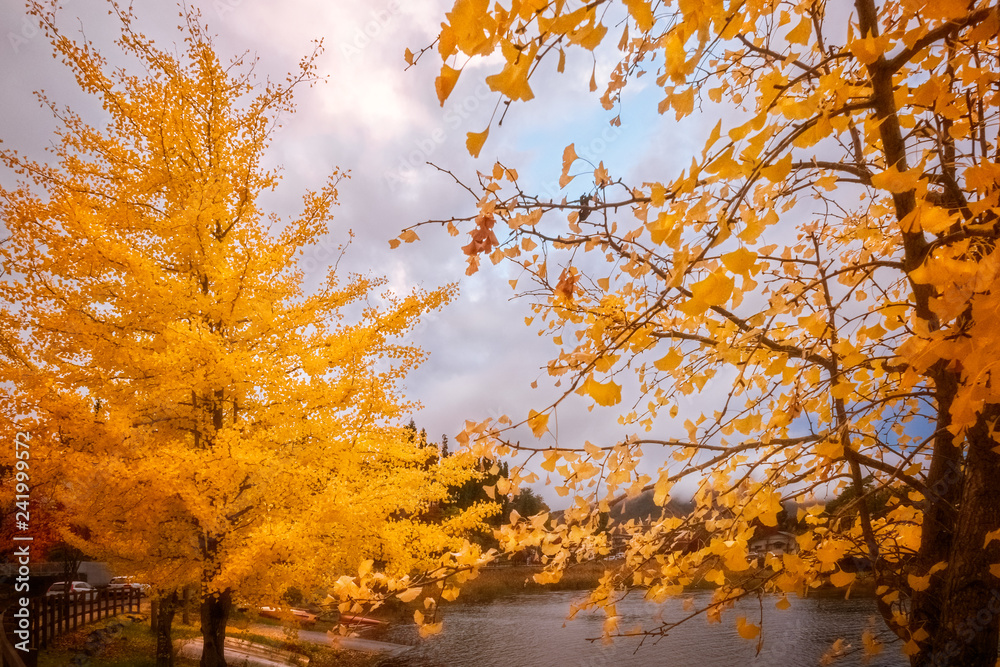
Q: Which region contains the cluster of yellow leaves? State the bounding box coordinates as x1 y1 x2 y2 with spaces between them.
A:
406 0 1000 656
328 538 495 637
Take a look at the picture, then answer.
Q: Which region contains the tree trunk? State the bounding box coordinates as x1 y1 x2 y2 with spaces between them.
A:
199 589 231 667
912 405 1000 666
155 591 178 667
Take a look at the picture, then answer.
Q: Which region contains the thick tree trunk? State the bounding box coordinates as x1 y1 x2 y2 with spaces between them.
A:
199 589 231 667
155 591 178 667
908 369 962 652
912 405 1000 666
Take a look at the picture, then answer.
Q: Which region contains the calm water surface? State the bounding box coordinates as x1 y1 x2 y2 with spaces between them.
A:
376 590 908 667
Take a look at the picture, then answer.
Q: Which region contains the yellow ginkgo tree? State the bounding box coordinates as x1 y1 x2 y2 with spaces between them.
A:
0 3 493 666
402 0 1000 664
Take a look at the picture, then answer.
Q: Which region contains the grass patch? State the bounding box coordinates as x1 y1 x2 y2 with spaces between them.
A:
37 612 378 667
37 613 200 667
292 643 381 667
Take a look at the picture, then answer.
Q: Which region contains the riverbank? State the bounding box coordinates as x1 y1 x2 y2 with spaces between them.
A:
446 563 605 603
440 562 878 604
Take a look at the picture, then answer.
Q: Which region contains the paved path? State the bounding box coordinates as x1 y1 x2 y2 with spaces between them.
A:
175 637 308 667
328 635 413 657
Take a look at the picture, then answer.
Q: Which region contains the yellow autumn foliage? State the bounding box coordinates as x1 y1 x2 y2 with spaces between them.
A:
0 4 492 660
402 0 1000 661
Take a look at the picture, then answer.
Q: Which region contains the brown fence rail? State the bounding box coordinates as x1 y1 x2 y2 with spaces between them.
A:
2 588 143 664
1 606 28 667
35 589 143 649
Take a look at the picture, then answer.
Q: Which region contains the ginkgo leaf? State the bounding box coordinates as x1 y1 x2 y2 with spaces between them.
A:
528 410 549 437
466 128 489 158
446 0 493 55
815 439 844 460
984 529 1000 548
418 621 442 637
672 87 695 119
485 40 537 101
396 587 422 602
561 143 577 187
871 164 923 194
572 21 607 51
654 348 683 372
690 271 734 308
435 64 461 106
736 616 760 640
786 16 811 44
830 570 856 588
578 375 622 406
907 574 931 591
622 0 654 32
721 248 758 275
850 35 889 65
653 473 672 506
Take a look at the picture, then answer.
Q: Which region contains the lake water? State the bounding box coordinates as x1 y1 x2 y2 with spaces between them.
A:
375 590 908 667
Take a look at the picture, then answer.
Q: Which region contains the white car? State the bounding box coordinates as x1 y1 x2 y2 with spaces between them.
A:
45 581 95 597
107 576 150 593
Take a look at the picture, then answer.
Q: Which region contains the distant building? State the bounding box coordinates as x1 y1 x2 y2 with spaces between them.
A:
0 561 113 587
748 530 798 557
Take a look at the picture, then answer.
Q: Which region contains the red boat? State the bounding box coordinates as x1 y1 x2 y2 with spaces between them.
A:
338 613 385 627
257 606 317 626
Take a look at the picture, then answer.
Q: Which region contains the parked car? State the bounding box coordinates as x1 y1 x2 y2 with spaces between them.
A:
107 576 150 594
45 581 95 597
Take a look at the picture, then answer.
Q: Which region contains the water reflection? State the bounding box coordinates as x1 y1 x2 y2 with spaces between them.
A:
377 590 907 666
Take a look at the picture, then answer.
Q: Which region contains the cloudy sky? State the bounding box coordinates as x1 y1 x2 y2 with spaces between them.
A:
0 0 707 504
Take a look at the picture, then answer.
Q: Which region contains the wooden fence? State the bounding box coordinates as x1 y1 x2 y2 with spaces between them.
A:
1 607 26 667
2 589 143 666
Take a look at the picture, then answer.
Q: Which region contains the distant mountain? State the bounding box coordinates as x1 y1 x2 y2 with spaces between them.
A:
607 489 693 525
547 489 693 527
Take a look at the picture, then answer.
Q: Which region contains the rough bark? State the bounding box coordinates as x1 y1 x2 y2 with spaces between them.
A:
909 368 962 655
199 589 231 667
852 1 1000 662
913 405 1000 666
182 586 191 626
155 591 178 667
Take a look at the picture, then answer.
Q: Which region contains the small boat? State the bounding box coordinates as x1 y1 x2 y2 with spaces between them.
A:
258 606 318 626
337 613 385 627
